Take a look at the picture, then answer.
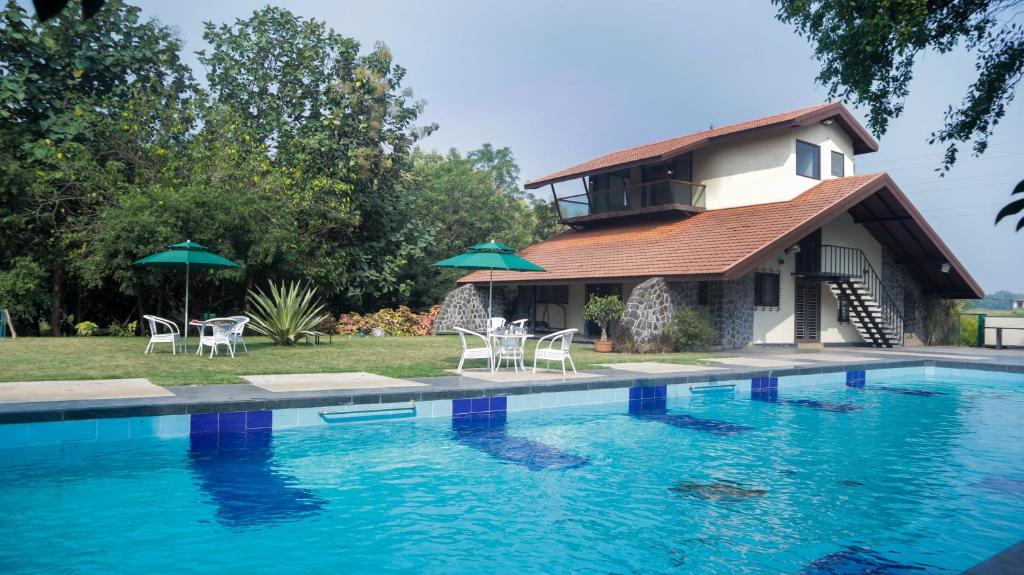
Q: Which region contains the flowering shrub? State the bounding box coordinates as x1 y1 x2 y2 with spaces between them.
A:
335 305 442 336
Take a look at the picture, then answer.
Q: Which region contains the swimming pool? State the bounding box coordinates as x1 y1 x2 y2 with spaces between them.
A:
0 366 1021 573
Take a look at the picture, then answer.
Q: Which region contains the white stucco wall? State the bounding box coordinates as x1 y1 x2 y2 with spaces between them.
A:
752 212 883 345
694 123 856 210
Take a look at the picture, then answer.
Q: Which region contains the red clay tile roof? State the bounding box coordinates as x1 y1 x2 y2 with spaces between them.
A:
458 173 982 298
525 102 878 189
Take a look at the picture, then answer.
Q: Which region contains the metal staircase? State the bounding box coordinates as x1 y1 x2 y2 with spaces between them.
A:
818 245 904 348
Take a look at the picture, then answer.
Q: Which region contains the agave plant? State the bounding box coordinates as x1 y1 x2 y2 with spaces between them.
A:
995 180 1024 232
247 280 329 345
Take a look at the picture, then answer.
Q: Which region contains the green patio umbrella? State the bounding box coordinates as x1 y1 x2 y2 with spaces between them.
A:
132 240 240 341
432 241 545 318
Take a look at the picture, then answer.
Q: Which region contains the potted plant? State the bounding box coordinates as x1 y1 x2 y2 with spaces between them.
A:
583 294 625 352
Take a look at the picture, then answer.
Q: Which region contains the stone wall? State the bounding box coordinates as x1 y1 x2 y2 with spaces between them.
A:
881 247 927 345
433 284 489 334
707 273 755 349
619 276 753 350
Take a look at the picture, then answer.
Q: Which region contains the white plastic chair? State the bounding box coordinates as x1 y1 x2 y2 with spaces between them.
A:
228 315 249 353
510 318 528 330
533 328 578 375
487 317 506 334
495 333 528 372
454 327 493 373
196 318 237 358
143 315 184 354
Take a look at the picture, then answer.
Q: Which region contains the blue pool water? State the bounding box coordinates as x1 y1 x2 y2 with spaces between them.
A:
1 368 1022 573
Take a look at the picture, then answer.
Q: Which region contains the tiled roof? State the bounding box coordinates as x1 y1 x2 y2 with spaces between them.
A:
525 102 878 188
461 174 887 284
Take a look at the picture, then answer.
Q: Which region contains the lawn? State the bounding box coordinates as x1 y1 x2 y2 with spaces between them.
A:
0 335 714 386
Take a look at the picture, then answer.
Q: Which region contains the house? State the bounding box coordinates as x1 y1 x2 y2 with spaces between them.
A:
434 103 982 348
1014 299 1024 311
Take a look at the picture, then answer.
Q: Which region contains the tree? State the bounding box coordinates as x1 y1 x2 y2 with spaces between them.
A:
773 0 1024 232
995 179 1024 231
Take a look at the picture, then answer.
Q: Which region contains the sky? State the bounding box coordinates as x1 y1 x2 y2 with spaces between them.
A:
133 0 1024 293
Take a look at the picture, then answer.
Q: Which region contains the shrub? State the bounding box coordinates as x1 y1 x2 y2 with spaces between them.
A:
247 280 329 345
610 320 673 354
74 321 99 336
108 321 138 337
335 304 442 336
664 307 717 351
959 315 979 347
582 294 625 342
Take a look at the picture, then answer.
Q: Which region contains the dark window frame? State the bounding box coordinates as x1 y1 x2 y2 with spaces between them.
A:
837 297 850 323
830 150 845 178
697 281 709 306
795 140 821 180
754 270 781 310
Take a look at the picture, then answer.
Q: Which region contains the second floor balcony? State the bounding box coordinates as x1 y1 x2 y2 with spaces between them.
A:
554 178 706 225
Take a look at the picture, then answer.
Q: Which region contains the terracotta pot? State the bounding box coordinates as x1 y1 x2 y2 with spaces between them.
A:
593 340 614 353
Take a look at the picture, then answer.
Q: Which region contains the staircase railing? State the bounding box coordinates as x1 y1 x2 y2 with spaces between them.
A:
820 245 904 345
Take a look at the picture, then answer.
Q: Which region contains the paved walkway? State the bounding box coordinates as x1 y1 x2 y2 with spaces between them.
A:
1 346 1021 424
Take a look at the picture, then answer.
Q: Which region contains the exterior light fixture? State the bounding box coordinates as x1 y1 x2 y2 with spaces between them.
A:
822 118 834 125
785 244 802 255
940 263 951 273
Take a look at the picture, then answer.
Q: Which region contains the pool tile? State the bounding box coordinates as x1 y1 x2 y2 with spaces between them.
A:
490 396 508 413
846 370 866 388
431 400 453 418
571 390 589 405
219 412 246 433
62 419 97 442
452 398 472 416
130 417 160 438
157 415 191 438
295 407 324 427
0 423 30 448
272 409 299 429
97 418 132 441
190 413 219 435
246 410 273 430
555 391 573 407
470 397 490 414
540 392 558 408
27 421 64 445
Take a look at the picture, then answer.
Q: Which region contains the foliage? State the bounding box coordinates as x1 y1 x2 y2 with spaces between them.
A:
37 319 52 336
583 294 625 342
0 257 49 329
921 297 959 345
610 320 673 354
335 304 441 336
74 320 98 336
995 180 1024 233
773 0 1024 174
961 289 1023 310
959 314 980 346
246 280 328 346
664 307 718 352
108 320 137 337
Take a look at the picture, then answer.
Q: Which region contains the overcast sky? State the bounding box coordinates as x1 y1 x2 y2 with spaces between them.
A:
134 0 1024 293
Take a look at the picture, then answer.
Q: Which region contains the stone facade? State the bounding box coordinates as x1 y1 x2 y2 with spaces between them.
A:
881 247 928 345
706 273 755 349
619 276 753 350
433 283 489 334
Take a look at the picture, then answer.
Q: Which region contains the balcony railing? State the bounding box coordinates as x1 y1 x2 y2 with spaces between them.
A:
554 178 706 221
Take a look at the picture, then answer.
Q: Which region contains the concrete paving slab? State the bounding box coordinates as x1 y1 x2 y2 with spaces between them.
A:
243 372 428 392
771 353 881 363
0 379 173 403
447 368 598 382
704 357 812 368
600 362 724 374
828 349 988 360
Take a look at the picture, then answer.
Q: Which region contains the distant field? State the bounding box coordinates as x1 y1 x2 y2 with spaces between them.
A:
961 308 1024 318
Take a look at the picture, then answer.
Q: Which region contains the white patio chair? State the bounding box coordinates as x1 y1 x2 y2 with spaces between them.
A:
486 317 506 334
454 327 492 373
533 328 578 375
510 318 529 330
228 315 249 353
143 315 184 354
196 318 237 358
495 333 528 373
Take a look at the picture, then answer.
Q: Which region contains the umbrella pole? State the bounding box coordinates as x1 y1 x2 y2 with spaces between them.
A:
488 269 493 319
184 263 190 352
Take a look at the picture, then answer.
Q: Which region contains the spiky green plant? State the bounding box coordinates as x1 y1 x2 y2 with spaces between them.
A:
247 280 329 345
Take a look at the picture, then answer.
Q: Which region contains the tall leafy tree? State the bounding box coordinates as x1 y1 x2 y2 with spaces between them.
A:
773 0 1024 231
0 0 191 332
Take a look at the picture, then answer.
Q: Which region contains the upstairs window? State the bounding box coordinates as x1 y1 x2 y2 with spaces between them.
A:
831 151 845 178
754 270 781 310
795 140 820 179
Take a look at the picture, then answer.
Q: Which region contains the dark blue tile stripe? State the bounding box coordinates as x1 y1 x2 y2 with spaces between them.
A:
628 389 751 435
452 395 508 417
751 377 779 391
190 410 273 435
801 546 938 574
846 370 867 388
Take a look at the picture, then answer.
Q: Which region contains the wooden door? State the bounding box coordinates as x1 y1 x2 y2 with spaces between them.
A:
794 280 820 343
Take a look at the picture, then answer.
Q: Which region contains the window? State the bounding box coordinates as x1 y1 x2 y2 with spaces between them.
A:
697 281 709 306
536 285 569 305
754 270 781 310
795 140 820 179
837 297 850 323
831 151 845 177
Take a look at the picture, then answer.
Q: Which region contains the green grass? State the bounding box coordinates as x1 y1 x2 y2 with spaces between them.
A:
0 335 714 386
962 308 1024 318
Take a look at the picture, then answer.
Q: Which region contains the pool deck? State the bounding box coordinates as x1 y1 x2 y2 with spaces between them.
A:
1 346 1022 424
